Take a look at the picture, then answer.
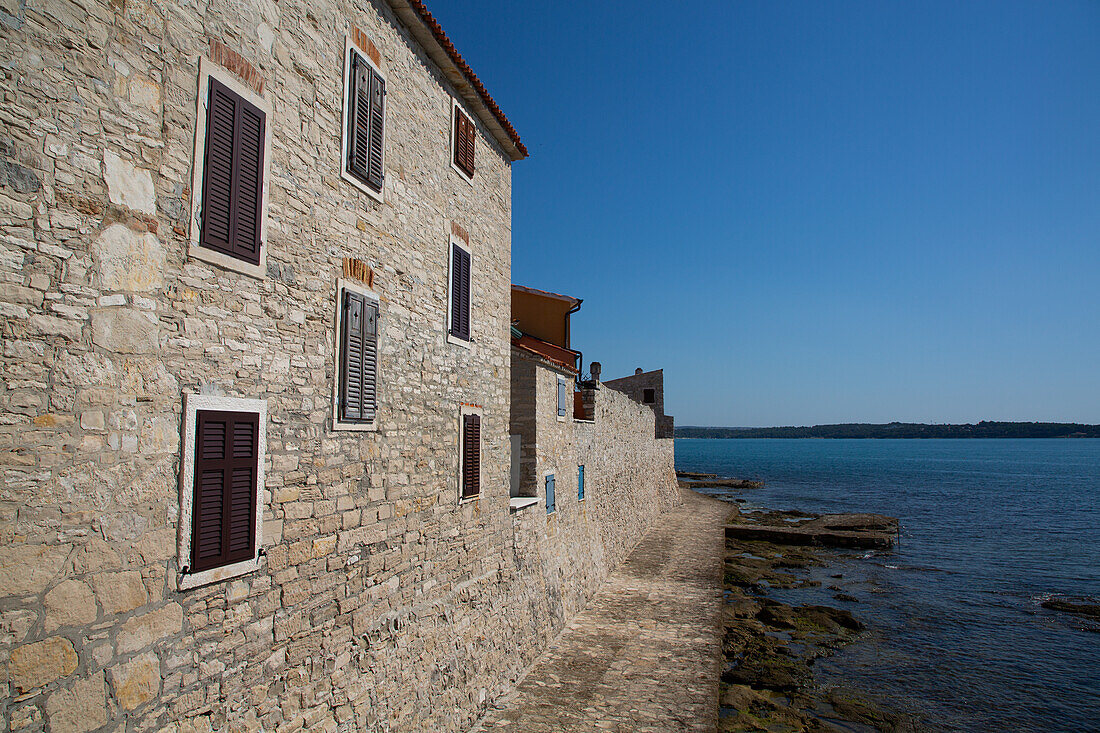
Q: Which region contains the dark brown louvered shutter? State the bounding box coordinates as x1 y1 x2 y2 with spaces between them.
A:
366 67 385 191
450 245 471 341
340 290 378 423
462 414 480 499
233 102 265 263
200 78 265 265
454 108 475 177
347 54 371 183
191 410 258 572
347 54 385 192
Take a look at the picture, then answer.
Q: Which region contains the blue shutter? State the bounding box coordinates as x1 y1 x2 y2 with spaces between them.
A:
557 377 567 417
545 474 555 514
578 465 585 501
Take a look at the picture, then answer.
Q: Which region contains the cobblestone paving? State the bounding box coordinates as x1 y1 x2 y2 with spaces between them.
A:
474 488 728 732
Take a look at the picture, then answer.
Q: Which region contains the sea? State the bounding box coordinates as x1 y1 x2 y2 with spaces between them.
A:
675 438 1100 733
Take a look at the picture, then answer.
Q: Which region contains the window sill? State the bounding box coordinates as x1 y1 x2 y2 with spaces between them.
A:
458 494 480 506
573 418 595 424
178 555 263 591
188 241 266 280
331 418 378 432
447 333 472 349
341 168 384 203
450 160 475 185
509 496 541 512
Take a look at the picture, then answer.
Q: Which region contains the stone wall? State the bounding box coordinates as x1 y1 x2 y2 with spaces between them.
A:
508 351 681 630
0 0 550 731
602 368 675 438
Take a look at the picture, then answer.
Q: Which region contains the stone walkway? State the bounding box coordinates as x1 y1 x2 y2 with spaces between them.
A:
474 488 729 733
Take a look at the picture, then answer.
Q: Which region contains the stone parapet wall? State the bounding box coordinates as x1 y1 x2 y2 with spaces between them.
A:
508 351 680 635
602 369 674 438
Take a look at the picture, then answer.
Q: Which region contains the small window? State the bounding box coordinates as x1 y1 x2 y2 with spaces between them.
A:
199 79 266 265
545 474 556 515
448 241 472 342
557 377 568 417
461 411 481 500
178 394 267 590
335 283 379 427
341 39 385 199
452 102 476 179
578 465 585 501
643 388 655 404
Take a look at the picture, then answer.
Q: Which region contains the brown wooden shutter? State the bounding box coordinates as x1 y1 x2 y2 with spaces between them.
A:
200 78 265 265
450 245 471 341
348 54 371 183
366 67 385 191
347 53 384 192
340 290 378 423
462 414 480 499
454 107 475 177
191 410 258 572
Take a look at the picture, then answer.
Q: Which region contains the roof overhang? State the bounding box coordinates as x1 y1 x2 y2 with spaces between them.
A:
511 284 581 307
384 0 528 161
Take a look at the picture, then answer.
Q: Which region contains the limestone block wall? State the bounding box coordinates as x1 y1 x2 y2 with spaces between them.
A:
0 0 550 731
603 368 675 438
508 351 680 630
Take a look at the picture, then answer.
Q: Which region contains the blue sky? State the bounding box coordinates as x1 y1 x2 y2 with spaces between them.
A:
429 1 1100 426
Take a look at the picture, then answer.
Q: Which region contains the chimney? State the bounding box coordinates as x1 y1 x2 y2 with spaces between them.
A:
590 362 601 382
635 367 643 375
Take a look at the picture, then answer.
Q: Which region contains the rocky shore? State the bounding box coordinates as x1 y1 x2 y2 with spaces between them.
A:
718 502 917 732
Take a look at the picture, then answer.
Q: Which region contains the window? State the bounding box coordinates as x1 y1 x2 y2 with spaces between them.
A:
178 394 267 590
578 465 585 501
448 240 471 343
460 409 481 501
545 474 556 515
334 280 379 429
452 101 475 180
188 58 271 278
341 38 385 199
557 376 568 418
643 388 655 404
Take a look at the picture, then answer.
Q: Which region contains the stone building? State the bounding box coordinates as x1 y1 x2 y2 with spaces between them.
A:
0 1 679 732
603 368 675 438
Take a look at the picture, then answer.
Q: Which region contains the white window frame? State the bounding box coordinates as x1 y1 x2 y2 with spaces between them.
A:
340 35 385 203
332 277 381 432
446 237 473 349
458 404 483 504
177 393 268 590
188 56 273 280
450 98 475 185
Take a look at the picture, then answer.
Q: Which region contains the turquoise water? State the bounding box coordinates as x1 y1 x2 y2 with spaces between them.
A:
676 438 1100 732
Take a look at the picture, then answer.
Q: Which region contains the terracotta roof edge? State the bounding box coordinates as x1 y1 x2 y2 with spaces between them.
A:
385 0 528 161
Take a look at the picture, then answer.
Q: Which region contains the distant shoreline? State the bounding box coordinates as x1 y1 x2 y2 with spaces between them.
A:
676 421 1100 439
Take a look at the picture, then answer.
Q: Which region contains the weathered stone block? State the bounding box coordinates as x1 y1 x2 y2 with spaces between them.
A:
92 570 148 616
103 150 156 215
91 223 166 292
90 308 159 354
44 579 98 630
109 651 161 710
46 672 108 733
116 603 183 653
0 543 70 596
9 637 79 692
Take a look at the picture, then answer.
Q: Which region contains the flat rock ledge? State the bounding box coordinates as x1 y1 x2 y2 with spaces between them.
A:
726 512 899 549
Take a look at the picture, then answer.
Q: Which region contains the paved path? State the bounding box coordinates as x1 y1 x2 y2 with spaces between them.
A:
474 488 729 733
